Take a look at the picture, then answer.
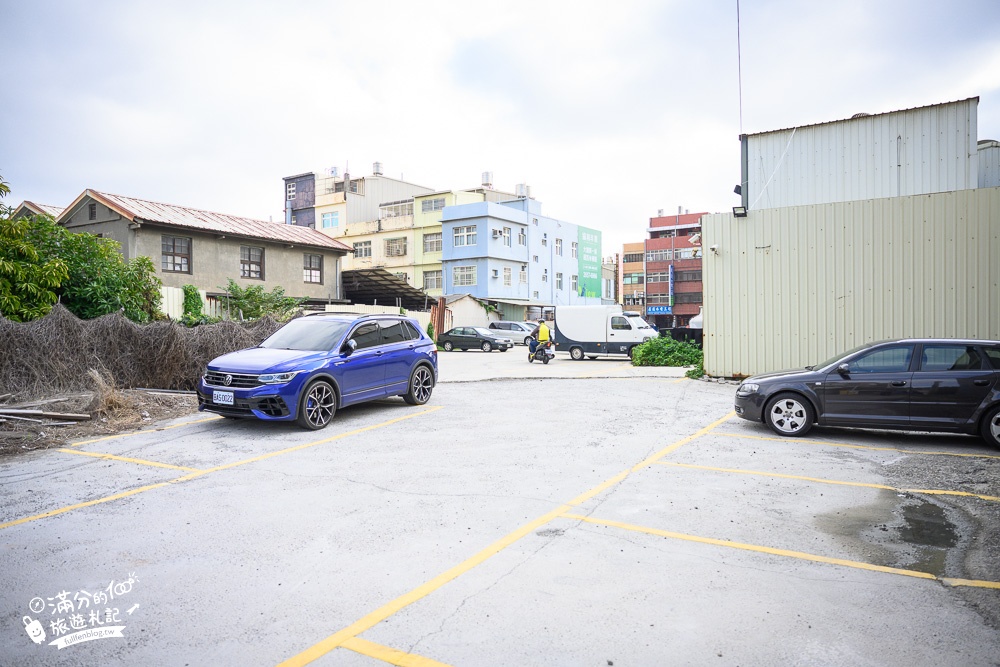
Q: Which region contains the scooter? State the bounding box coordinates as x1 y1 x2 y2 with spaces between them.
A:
528 339 555 364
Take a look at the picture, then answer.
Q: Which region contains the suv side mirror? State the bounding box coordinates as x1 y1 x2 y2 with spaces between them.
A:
837 363 849 375
342 339 358 356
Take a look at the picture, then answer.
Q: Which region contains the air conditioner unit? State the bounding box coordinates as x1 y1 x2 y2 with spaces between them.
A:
492 229 500 239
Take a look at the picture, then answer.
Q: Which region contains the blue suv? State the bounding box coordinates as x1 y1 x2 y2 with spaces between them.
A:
197 313 438 430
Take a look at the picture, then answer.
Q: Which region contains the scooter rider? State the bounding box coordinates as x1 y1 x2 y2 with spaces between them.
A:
529 318 551 357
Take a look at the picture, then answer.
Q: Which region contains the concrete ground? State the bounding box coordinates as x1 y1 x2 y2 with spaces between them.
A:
1 350 998 666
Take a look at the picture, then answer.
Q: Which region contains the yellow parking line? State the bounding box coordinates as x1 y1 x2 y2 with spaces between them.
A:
57 448 201 472
716 431 1000 459
341 628 452 665
653 461 1000 503
1 407 443 532
562 514 1000 590
277 411 735 666
70 415 223 448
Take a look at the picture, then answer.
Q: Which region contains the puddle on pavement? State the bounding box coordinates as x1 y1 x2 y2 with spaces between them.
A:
815 490 961 577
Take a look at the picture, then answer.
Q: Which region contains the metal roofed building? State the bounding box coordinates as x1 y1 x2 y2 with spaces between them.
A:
11 201 65 220
58 190 352 304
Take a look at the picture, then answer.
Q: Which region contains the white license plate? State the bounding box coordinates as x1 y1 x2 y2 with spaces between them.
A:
212 390 234 406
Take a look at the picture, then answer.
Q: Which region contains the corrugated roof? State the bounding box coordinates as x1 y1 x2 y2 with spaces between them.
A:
76 190 351 252
744 97 980 138
22 201 66 217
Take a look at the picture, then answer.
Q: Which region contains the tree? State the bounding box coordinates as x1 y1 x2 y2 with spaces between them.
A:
215 278 305 321
0 215 69 321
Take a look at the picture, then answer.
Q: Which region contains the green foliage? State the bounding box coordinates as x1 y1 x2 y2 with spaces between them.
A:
426 321 435 340
215 278 305 321
179 284 219 326
28 218 163 322
630 336 703 368
0 216 69 321
685 359 705 379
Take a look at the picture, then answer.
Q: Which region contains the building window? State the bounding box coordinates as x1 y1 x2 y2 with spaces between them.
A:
556 272 563 290
453 265 476 287
555 238 563 256
571 275 578 291
348 179 361 194
423 270 442 289
676 270 702 282
518 229 526 245
646 249 671 262
380 200 413 218
503 267 512 286
623 252 643 263
571 242 578 258
532 255 538 263
161 235 191 273
541 236 548 247
394 272 408 283
291 214 297 225
503 227 512 247
675 248 700 260
623 272 644 285
286 183 296 200
241 246 264 279
421 197 446 213
321 212 339 228
675 292 703 304
88 202 97 220
542 269 548 282
423 232 442 252
519 267 527 284
303 254 323 284
454 225 477 247
533 291 539 298
647 271 669 283
353 241 371 258
386 237 407 257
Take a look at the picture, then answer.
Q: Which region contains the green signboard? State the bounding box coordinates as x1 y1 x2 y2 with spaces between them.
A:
577 227 602 298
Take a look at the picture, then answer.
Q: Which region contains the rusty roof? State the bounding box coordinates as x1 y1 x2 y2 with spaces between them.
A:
14 201 65 218
64 190 351 252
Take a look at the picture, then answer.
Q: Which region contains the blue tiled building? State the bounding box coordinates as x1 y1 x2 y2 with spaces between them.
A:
441 197 603 315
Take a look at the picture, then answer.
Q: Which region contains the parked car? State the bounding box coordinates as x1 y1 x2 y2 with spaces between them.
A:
197 313 438 430
489 321 537 345
734 338 1000 448
438 327 513 352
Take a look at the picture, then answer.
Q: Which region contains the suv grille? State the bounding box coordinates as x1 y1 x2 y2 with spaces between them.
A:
204 371 260 388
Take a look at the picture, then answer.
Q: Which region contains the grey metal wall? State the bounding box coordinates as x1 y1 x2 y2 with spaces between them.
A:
980 141 1000 188
702 187 1000 377
744 98 979 210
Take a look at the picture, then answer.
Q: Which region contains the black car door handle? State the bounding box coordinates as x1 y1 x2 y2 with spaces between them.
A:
974 379 990 386
890 380 907 386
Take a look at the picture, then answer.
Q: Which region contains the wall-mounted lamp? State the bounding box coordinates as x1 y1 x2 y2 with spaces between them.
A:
709 244 720 255
732 206 748 218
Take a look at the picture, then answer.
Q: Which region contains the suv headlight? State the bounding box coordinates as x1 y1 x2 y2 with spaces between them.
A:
736 382 760 396
258 371 301 384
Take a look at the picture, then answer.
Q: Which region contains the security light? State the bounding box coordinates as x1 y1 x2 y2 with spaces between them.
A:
732 206 748 218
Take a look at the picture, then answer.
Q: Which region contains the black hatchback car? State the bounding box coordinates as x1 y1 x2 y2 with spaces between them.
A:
438 327 513 352
734 339 1000 449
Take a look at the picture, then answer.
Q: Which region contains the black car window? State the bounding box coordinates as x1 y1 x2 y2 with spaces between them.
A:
349 322 381 350
260 319 350 351
611 316 631 330
381 321 408 344
489 322 499 329
847 345 914 373
919 345 983 371
984 346 1000 370
403 321 422 340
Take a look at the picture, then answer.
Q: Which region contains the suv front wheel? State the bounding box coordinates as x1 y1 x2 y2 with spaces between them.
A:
297 380 337 430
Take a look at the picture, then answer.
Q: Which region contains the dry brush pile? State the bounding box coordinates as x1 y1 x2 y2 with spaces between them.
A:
0 304 284 400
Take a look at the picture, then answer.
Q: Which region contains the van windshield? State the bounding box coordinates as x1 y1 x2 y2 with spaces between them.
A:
626 315 654 329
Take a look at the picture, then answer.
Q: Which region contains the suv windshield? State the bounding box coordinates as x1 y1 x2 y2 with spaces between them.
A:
260 319 351 351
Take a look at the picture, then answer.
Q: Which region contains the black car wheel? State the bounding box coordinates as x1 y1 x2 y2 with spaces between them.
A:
403 365 435 405
297 380 336 430
443 341 454 351
764 392 814 437
481 341 492 352
981 405 1000 450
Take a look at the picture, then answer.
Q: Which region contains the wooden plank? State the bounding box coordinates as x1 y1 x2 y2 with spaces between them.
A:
0 409 91 421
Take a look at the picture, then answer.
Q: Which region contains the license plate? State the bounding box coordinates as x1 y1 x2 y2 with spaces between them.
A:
212 390 234 406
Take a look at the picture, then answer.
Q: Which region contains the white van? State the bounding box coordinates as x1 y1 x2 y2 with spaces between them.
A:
553 305 657 360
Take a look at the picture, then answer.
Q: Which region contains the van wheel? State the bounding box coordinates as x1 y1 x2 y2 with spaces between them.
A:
627 346 635 359
570 347 584 361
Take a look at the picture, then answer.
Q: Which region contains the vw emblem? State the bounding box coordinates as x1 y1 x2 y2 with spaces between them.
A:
223 374 233 386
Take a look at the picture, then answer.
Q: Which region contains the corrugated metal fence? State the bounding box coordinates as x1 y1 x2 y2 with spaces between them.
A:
702 186 1000 377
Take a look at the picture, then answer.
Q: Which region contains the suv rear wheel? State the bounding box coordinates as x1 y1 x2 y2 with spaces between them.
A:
981 405 1000 450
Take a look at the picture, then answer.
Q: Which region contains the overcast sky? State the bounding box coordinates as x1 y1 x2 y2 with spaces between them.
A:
4 0 999 255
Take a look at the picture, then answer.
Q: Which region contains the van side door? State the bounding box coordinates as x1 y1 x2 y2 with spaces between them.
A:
608 315 632 354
